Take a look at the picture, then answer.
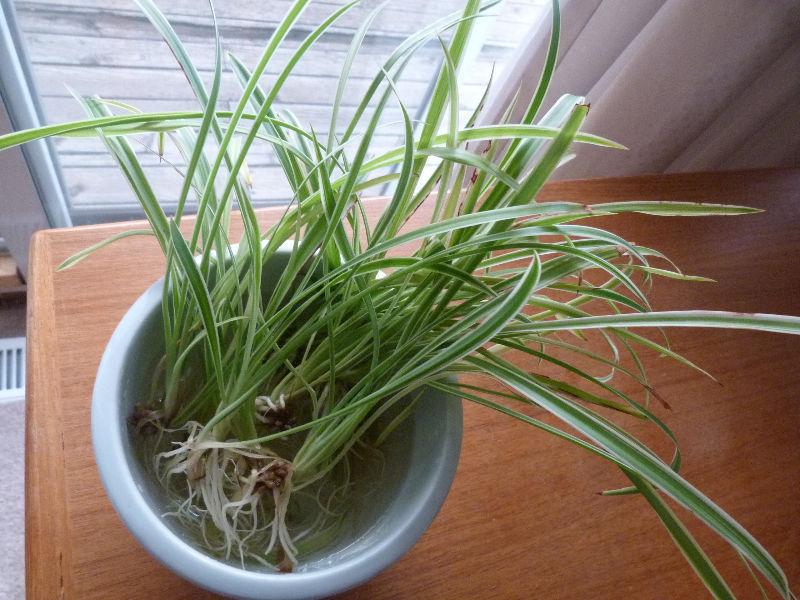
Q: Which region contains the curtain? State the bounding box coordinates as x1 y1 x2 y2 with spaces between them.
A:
483 0 800 178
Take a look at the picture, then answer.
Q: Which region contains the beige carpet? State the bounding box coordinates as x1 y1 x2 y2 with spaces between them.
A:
0 399 24 600
0 292 26 599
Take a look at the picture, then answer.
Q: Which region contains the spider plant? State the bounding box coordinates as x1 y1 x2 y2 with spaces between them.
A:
2 0 798 596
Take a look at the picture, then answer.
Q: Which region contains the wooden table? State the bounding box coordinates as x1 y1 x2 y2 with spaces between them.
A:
26 169 800 599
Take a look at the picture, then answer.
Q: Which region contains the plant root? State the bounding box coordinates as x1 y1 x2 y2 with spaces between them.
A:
149 421 303 570
255 395 297 431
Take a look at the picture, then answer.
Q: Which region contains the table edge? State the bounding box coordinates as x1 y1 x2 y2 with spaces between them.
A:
25 231 73 599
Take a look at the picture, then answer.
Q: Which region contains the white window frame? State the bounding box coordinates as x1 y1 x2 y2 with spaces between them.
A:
0 0 71 277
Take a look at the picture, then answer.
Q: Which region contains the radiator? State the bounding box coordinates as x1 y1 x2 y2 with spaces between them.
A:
0 337 25 403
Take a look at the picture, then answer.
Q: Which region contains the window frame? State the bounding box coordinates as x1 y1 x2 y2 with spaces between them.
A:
0 0 71 276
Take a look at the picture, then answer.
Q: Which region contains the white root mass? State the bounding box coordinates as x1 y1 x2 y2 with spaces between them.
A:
153 420 301 569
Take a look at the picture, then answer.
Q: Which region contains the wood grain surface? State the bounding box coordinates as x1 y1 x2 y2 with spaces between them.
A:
26 169 800 599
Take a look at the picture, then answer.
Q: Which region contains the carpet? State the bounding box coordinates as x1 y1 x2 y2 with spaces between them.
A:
0 399 24 600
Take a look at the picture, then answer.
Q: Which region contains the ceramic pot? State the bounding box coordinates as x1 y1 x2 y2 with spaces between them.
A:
92 243 463 599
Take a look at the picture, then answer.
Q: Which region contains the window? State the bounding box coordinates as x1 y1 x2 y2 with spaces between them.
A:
14 0 546 224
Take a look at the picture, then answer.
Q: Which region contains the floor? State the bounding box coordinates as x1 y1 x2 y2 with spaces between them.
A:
0 294 26 600
0 400 24 600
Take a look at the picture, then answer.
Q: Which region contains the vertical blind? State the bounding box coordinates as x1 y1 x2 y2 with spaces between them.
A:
483 0 800 180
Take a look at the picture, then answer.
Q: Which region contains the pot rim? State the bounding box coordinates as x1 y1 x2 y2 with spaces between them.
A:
91 242 463 600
